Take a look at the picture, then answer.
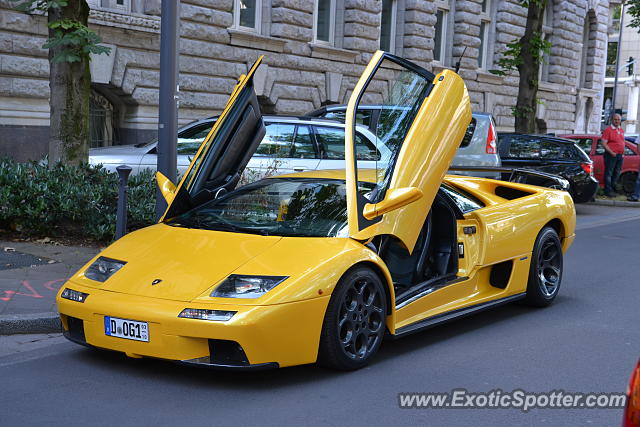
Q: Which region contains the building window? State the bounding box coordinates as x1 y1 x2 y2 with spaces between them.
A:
89 90 116 148
610 3 622 34
380 0 397 52
99 0 131 12
478 0 491 69
539 1 553 82
234 0 262 32
579 10 598 88
434 6 449 63
606 41 618 77
314 0 336 44
478 21 488 68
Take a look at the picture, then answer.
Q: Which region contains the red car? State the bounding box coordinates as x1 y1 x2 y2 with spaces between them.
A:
624 359 640 427
560 134 639 194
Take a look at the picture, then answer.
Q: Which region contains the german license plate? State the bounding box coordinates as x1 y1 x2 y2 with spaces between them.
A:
104 316 149 342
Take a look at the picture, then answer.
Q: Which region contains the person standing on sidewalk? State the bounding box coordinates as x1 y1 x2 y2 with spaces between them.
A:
601 114 625 197
627 135 640 202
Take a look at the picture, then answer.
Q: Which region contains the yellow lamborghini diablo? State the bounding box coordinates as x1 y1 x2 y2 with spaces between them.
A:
57 52 576 371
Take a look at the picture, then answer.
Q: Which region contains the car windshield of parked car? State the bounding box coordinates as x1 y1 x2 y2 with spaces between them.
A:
133 121 215 153
166 178 376 237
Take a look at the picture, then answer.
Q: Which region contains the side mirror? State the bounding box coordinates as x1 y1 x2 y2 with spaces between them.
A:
156 171 177 205
363 187 423 220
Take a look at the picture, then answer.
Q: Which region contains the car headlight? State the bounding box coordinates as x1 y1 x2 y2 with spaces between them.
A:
210 274 288 299
178 309 236 321
61 288 89 303
84 257 126 282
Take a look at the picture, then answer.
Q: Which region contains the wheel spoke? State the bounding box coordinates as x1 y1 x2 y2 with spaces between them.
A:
541 245 558 263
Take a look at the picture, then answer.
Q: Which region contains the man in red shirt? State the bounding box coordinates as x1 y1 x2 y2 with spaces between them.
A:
601 113 625 197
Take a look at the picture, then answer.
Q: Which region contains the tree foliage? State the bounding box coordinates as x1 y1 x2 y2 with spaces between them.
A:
490 0 550 133
628 0 640 30
10 0 109 64
45 19 110 63
9 0 110 165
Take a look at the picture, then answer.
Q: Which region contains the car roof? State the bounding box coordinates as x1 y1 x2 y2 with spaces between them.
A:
308 104 492 118
184 115 359 127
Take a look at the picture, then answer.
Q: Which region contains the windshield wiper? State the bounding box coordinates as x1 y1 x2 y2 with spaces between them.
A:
202 221 271 236
168 219 270 235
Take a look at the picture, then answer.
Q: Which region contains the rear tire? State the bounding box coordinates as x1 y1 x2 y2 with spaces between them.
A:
523 227 563 307
618 172 638 196
318 266 387 370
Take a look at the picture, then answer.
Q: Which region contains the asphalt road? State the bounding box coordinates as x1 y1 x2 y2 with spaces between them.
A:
1 205 639 427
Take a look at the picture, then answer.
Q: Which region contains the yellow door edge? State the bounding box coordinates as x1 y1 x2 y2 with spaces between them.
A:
159 56 264 221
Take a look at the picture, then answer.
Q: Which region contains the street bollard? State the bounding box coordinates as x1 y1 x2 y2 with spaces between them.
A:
115 165 133 240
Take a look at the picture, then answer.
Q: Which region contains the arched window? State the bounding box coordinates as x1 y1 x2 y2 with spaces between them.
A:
89 90 116 148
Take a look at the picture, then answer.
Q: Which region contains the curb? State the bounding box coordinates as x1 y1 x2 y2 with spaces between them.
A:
0 312 61 335
589 199 640 207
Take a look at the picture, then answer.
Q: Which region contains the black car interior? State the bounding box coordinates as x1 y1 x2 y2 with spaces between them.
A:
373 190 462 306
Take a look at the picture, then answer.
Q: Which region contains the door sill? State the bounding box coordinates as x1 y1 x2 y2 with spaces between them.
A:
393 293 526 338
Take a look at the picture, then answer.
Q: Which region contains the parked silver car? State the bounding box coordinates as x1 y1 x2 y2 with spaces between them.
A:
89 116 390 175
306 105 501 178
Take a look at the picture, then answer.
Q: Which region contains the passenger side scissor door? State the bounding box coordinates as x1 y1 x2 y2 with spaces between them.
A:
162 57 266 220
344 51 472 253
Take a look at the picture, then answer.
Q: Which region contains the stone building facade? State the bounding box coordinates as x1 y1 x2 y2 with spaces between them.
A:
0 0 610 161
604 2 640 135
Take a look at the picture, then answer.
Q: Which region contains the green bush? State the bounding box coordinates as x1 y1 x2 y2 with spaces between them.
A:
0 158 156 242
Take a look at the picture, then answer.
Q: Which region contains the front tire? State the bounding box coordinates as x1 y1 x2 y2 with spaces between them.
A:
523 227 563 307
318 266 387 370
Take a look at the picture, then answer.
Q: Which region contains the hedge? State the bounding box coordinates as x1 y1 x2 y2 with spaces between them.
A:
0 158 156 242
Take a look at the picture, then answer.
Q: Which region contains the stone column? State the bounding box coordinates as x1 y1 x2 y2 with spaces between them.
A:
402 0 435 70
342 0 382 63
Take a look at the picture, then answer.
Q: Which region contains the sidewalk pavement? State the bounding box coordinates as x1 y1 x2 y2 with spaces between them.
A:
0 239 100 335
590 197 640 207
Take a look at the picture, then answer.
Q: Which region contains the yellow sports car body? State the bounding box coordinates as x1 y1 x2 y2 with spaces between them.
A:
57 52 576 370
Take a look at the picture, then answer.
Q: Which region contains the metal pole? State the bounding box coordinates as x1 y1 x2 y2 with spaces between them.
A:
611 1 625 123
156 0 180 219
116 165 132 240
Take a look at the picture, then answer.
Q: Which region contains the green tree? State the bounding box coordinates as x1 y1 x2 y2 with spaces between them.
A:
628 0 640 30
10 0 109 165
491 0 551 133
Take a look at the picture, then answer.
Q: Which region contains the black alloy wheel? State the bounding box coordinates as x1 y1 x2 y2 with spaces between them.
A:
523 227 563 307
318 266 387 370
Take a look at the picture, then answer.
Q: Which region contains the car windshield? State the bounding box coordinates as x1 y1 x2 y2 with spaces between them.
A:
166 178 376 237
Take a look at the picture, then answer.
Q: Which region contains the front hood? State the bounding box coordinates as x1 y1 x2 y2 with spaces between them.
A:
74 224 281 302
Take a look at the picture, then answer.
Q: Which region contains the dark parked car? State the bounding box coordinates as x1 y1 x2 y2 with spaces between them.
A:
497 133 599 203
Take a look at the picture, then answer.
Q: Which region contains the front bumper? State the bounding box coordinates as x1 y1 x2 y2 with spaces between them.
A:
57 280 330 368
